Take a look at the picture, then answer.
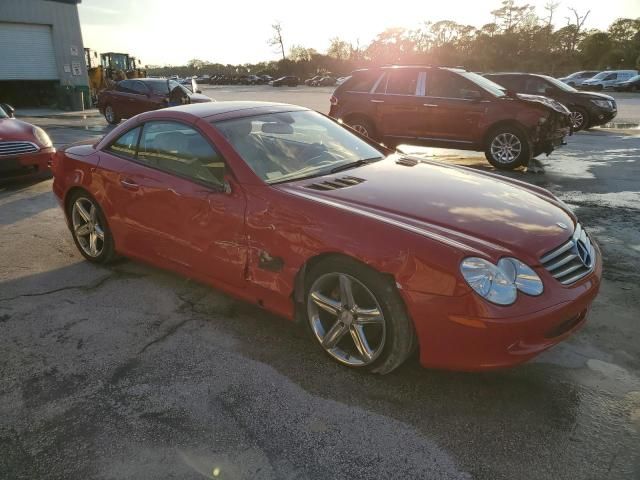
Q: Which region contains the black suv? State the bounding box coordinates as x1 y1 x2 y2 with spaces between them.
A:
484 73 617 131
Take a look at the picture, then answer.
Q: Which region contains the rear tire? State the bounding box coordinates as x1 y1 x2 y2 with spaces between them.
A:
104 104 120 125
347 117 377 141
304 256 416 375
484 126 530 170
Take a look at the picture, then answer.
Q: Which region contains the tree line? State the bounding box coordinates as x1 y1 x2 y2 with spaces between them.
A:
148 1 640 79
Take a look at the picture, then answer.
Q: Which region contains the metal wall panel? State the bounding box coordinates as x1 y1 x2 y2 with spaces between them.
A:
0 22 59 80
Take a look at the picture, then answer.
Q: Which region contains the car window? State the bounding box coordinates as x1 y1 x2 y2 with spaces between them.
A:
385 70 419 95
487 75 522 91
214 110 384 184
116 80 132 93
137 121 225 187
427 71 482 99
107 127 141 159
343 73 381 93
148 81 170 95
373 73 387 93
604 73 617 81
131 81 148 95
524 77 550 95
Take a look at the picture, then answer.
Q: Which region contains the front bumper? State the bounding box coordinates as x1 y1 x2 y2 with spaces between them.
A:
401 252 602 371
0 148 55 181
588 106 617 127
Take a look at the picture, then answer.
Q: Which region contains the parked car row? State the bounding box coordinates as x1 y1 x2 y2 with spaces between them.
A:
558 69 639 91
208 74 274 85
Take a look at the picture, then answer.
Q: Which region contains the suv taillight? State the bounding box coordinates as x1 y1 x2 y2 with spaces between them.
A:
330 95 338 106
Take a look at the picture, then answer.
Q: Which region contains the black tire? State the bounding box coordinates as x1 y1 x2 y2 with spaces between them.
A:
570 106 590 131
347 116 377 141
484 126 531 170
104 104 120 125
67 190 116 264
304 256 416 375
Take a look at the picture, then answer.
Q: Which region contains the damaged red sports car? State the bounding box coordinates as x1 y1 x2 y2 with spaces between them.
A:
51 102 601 374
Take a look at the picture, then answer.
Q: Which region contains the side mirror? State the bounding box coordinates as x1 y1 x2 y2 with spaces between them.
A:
1 103 15 118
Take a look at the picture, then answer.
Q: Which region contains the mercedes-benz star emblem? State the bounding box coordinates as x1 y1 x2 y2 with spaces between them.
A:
575 239 591 267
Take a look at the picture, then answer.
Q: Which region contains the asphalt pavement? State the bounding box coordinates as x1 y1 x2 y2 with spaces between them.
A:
1 88 639 479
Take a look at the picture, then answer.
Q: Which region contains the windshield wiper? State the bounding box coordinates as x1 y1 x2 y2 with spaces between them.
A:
329 157 382 174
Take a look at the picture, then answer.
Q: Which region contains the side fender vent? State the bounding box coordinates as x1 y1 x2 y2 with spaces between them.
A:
306 176 366 191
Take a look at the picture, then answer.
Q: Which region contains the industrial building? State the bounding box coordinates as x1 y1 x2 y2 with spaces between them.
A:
0 0 90 108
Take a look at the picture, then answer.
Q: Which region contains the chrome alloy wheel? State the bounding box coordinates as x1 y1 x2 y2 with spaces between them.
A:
570 110 585 130
490 132 522 164
351 124 370 137
72 198 105 258
105 106 115 123
307 273 386 367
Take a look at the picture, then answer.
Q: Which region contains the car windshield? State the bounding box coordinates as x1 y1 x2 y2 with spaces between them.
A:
0 105 7 119
214 110 384 184
542 75 578 92
168 80 190 94
459 72 507 97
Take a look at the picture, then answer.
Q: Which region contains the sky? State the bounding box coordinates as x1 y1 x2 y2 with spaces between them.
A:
78 0 640 67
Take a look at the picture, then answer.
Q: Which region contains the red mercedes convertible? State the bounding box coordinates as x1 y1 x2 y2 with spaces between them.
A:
1 103 55 180
51 102 601 374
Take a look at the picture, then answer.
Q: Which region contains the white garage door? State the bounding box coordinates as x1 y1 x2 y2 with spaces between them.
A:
0 22 58 80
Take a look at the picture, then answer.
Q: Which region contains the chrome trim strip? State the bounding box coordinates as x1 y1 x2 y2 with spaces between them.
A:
540 240 573 264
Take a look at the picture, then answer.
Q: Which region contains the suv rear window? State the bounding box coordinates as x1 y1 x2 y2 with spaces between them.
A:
340 72 380 93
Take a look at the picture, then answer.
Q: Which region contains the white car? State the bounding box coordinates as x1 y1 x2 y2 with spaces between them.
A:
580 70 639 91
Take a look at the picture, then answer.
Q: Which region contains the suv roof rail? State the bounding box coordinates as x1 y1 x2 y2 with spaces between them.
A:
377 64 468 71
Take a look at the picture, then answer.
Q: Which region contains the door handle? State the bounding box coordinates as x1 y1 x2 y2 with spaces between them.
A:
423 103 439 108
370 99 384 104
119 178 139 190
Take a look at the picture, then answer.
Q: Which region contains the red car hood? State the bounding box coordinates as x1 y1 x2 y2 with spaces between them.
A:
277 156 575 263
0 118 36 141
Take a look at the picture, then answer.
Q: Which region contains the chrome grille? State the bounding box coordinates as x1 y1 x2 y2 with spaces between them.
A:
540 223 596 285
0 141 39 156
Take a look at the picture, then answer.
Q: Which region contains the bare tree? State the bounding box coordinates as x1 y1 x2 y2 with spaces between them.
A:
543 1 560 28
269 21 286 61
567 7 590 32
564 7 591 51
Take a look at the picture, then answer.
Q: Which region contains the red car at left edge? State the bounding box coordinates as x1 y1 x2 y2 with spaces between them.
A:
0 104 55 181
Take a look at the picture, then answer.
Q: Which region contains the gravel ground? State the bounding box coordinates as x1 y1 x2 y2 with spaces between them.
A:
1 90 639 479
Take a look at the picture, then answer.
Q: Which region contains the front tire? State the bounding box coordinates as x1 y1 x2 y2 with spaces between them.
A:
570 107 589 131
68 191 116 264
305 257 416 374
484 126 530 170
104 104 120 125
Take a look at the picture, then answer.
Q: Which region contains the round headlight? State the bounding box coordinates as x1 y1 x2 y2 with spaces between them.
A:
32 126 52 148
460 257 517 306
461 257 543 305
497 258 544 296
